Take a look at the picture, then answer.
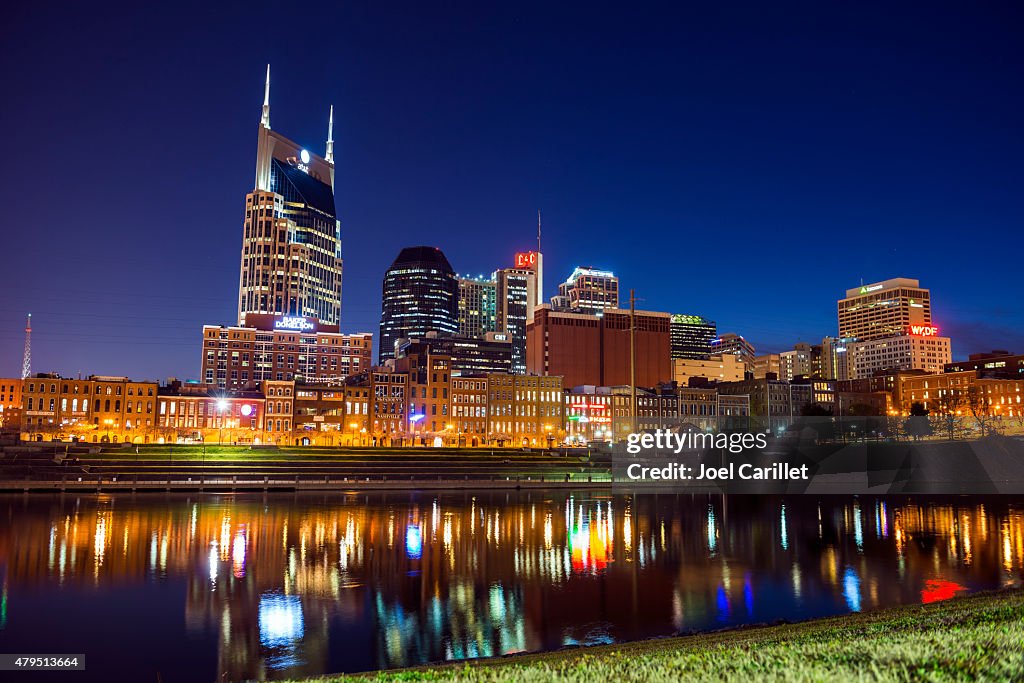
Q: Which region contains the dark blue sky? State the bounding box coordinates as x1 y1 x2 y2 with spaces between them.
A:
1 1 1022 380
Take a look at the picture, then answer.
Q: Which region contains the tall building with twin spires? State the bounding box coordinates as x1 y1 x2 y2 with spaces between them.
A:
237 65 344 328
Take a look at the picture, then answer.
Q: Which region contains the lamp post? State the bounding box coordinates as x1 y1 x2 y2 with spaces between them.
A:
217 399 229 446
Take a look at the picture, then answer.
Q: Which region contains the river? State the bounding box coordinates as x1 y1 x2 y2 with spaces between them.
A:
0 492 1021 682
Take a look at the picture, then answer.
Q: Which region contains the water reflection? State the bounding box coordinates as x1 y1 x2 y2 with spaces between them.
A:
0 493 1022 682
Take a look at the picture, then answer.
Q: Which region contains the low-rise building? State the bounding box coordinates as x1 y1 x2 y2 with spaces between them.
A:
451 374 489 446
157 383 264 444
487 374 564 447
0 378 22 432
21 374 159 443
899 370 1024 417
292 383 346 446
262 380 295 443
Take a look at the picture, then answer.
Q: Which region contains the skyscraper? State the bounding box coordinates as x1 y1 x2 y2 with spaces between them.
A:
238 66 343 327
838 278 950 379
837 277 931 341
379 246 459 363
555 267 619 315
495 267 537 374
669 314 717 360
457 275 497 338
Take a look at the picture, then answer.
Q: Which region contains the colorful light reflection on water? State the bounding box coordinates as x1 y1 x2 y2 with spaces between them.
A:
0 493 1021 682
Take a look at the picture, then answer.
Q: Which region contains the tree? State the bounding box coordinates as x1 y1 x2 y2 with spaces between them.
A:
904 402 932 441
965 385 998 437
931 390 970 441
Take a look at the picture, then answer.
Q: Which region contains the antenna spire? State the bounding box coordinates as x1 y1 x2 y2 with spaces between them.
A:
21 313 31 380
537 209 542 253
261 64 271 129
326 105 334 164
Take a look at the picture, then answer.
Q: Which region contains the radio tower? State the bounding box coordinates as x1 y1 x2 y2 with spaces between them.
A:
21 313 31 379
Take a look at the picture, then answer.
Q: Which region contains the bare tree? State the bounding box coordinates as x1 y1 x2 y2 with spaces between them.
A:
965 385 998 437
930 390 970 441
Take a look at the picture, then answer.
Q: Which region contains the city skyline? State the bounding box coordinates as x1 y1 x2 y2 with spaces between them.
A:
3 2 1023 380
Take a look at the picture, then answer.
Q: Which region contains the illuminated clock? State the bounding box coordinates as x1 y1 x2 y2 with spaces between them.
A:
300 149 311 164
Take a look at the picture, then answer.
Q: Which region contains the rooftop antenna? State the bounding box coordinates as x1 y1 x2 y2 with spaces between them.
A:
537 209 542 253
21 313 31 379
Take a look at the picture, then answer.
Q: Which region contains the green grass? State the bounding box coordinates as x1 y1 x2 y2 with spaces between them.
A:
293 590 1024 682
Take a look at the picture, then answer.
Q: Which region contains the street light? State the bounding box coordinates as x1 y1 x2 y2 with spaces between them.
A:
217 399 229 445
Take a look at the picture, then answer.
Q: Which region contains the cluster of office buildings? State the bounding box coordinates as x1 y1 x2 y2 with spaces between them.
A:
4 70 1022 445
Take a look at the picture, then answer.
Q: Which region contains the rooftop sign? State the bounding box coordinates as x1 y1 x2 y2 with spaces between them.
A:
275 316 315 331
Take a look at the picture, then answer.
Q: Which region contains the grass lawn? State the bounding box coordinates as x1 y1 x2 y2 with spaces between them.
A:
293 589 1024 682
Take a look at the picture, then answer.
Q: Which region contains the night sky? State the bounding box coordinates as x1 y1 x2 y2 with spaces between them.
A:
2 1 1022 381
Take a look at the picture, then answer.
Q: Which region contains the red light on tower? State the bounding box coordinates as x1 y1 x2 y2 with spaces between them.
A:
908 325 939 336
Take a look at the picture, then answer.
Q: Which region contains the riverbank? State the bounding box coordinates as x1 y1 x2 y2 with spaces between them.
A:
0 444 612 491
295 589 1024 682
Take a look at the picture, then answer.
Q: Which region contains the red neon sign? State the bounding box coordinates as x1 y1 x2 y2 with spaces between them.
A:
908 325 939 337
514 251 539 269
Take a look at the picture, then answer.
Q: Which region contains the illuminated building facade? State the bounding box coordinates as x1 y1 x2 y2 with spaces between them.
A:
486 374 564 446
751 354 782 379
711 333 756 365
670 314 716 360
672 354 746 385
526 306 672 388
292 383 346 444
848 328 952 379
402 353 452 439
821 336 858 381
395 332 512 376
456 275 497 338
157 383 265 443
346 367 411 445
778 342 818 381
900 369 1024 417
451 375 489 445
201 314 372 390
20 375 158 443
0 378 22 431
262 379 295 441
564 385 615 443
495 267 537 374
555 267 619 315
238 67 343 328
838 277 931 341
513 251 544 306
379 246 459 364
